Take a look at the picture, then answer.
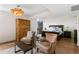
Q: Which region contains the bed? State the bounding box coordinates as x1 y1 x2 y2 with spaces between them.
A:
49 25 64 34
42 25 64 40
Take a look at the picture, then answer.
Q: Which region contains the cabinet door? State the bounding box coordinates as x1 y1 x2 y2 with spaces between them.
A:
16 19 30 42
64 31 71 38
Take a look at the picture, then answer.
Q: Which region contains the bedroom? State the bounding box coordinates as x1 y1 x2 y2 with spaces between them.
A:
0 4 78 54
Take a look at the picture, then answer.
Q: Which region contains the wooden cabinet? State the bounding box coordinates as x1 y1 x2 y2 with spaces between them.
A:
16 19 30 42
64 31 71 38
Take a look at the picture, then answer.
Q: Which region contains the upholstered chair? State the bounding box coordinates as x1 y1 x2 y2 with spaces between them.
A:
36 33 58 54
15 31 36 54
21 31 33 44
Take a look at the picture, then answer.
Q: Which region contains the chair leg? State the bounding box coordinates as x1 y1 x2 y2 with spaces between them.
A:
15 50 21 53
37 48 39 53
31 49 33 54
24 52 26 54
15 45 22 53
15 45 17 53
54 50 56 54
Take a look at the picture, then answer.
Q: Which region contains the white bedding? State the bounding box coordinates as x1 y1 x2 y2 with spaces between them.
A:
44 27 63 35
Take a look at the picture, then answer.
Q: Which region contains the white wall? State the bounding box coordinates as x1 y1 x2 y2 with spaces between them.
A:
0 11 77 43
29 15 77 39
30 18 37 32
0 12 15 43
44 17 77 30
0 11 30 43
43 16 77 39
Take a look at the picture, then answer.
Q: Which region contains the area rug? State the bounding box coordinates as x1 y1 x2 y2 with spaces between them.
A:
0 46 37 54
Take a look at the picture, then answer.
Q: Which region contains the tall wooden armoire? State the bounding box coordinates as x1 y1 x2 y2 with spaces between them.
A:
16 19 30 42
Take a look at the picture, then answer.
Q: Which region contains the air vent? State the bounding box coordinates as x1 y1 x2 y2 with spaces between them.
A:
71 5 79 11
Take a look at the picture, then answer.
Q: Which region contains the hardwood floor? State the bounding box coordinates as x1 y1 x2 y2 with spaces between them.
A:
56 38 79 54
0 38 79 54
0 42 14 50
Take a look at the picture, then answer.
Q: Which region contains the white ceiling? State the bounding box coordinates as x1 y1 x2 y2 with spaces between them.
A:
0 4 77 18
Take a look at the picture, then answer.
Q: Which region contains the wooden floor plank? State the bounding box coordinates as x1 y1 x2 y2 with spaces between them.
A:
0 38 79 54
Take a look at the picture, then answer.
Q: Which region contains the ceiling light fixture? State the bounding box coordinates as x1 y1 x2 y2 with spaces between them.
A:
10 5 24 16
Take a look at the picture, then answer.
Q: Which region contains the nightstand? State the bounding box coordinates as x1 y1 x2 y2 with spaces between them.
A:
64 31 71 38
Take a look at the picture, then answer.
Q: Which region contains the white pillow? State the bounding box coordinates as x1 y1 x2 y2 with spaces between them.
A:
51 27 56 31
48 27 55 31
21 36 31 44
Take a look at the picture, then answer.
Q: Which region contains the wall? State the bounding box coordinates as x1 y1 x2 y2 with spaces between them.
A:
0 11 30 43
30 18 37 32
30 17 43 33
29 15 77 39
43 16 77 39
0 12 15 43
0 11 77 43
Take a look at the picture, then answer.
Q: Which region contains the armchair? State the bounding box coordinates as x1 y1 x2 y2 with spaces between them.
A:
36 33 58 54
15 32 36 54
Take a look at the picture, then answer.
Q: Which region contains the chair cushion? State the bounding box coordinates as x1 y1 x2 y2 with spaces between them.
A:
36 41 50 53
22 39 31 44
21 36 31 44
21 31 33 44
45 33 57 43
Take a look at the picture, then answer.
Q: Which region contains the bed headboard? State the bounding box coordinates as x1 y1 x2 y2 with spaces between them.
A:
49 25 64 32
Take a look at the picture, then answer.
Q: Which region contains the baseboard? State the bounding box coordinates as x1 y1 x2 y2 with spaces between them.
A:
0 40 15 45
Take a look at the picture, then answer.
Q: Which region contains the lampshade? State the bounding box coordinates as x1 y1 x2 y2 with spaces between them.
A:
10 5 24 16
